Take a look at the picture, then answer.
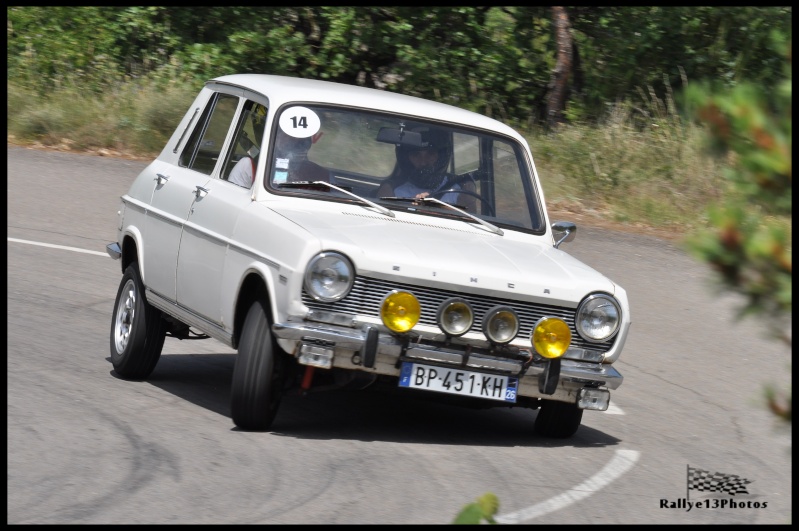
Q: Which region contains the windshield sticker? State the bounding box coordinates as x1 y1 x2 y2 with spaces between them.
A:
279 106 321 138
274 170 288 183
275 157 289 169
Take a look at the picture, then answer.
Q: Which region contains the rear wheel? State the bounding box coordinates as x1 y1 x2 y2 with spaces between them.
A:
230 299 284 430
110 263 167 379
534 399 583 438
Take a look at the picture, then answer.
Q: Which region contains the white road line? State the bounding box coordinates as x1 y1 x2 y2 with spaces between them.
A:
8 237 108 257
495 449 640 524
604 402 624 415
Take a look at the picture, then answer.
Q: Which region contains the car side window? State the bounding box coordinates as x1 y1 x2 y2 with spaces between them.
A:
491 140 539 230
221 100 268 187
178 93 238 175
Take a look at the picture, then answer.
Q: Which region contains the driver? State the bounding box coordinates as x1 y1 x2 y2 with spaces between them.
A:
377 126 474 209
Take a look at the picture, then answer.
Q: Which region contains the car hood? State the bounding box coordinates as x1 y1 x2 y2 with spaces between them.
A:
270 203 616 306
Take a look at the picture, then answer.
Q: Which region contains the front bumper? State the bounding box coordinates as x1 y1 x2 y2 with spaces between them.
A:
272 318 623 406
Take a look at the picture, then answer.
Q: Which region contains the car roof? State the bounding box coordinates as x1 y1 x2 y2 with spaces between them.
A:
211 74 523 142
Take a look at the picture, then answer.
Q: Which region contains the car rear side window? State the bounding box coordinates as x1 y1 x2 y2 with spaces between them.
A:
179 93 239 175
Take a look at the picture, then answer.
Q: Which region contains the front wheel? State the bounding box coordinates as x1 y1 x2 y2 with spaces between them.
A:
230 299 284 430
110 263 167 379
534 399 583 438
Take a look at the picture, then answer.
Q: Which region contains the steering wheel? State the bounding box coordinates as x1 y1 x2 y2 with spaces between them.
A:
430 173 494 216
430 189 494 216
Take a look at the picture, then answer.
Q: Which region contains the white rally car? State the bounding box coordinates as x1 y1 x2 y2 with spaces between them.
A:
107 74 630 438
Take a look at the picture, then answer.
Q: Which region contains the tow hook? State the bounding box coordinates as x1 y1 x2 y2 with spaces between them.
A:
538 358 561 395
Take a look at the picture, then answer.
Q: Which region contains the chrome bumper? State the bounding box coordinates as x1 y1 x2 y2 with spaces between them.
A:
106 242 121 260
271 320 623 391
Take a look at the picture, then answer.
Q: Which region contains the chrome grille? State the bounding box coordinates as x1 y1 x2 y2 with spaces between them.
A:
302 276 615 352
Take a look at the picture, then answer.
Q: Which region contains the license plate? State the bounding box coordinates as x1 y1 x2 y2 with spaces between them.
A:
398 362 518 403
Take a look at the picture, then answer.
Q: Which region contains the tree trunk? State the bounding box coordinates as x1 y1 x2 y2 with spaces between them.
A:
546 6 573 129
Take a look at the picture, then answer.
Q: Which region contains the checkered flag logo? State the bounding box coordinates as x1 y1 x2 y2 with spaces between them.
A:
688 466 752 495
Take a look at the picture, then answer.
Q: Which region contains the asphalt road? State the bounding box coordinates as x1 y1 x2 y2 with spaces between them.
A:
6 145 792 524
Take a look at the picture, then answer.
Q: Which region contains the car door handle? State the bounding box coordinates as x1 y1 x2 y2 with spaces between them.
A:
194 185 210 199
155 173 170 185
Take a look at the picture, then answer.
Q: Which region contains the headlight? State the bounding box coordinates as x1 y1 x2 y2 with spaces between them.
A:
481 306 519 344
437 298 474 337
531 317 571 358
303 252 354 302
575 293 621 342
380 290 420 333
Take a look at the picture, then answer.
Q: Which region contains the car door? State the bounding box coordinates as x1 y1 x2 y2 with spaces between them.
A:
176 180 255 327
175 94 268 327
141 91 237 302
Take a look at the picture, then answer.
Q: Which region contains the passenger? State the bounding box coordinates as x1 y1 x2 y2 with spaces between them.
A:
230 129 330 187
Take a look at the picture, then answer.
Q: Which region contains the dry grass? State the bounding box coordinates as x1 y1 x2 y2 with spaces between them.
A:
8 80 198 159
531 92 728 235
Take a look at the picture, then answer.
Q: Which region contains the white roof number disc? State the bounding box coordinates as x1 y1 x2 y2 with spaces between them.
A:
279 106 321 138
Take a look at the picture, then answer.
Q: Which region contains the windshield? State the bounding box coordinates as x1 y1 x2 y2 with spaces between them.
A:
266 104 545 233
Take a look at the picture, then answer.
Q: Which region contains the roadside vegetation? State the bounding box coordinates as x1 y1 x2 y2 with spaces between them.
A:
7 6 791 237
6 76 724 236
684 38 792 425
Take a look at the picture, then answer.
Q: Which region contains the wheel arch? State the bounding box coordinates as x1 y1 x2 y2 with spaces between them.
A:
232 271 274 351
117 224 145 276
120 232 141 275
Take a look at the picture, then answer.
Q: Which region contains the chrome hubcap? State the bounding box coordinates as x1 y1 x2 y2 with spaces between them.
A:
114 279 136 353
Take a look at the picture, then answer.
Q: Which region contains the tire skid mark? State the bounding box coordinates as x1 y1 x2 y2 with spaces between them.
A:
11 400 181 524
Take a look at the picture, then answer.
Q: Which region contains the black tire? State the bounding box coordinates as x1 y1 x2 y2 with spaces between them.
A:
534 399 584 438
110 263 167 379
230 299 284 430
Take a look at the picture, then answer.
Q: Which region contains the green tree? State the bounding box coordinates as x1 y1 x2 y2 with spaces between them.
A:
9 7 791 126
684 35 791 423
565 7 792 119
7 6 125 93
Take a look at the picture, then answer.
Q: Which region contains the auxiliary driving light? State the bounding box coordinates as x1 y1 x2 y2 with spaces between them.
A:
531 317 571 358
380 290 421 333
437 298 474 337
481 306 519 344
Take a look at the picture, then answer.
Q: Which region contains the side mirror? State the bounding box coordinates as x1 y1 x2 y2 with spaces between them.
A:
551 221 576 248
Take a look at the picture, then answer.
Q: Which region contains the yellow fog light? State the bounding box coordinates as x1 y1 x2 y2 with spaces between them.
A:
531 317 571 359
380 290 421 333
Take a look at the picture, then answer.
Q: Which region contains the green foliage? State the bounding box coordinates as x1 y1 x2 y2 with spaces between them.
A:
453 492 500 524
683 36 791 326
8 7 792 127
683 36 791 422
4 6 791 231
7 7 126 95
566 7 792 120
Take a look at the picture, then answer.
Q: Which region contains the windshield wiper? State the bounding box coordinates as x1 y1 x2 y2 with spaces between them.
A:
278 181 395 218
379 196 503 236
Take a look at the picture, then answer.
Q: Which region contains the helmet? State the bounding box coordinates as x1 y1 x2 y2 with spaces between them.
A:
395 126 452 190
